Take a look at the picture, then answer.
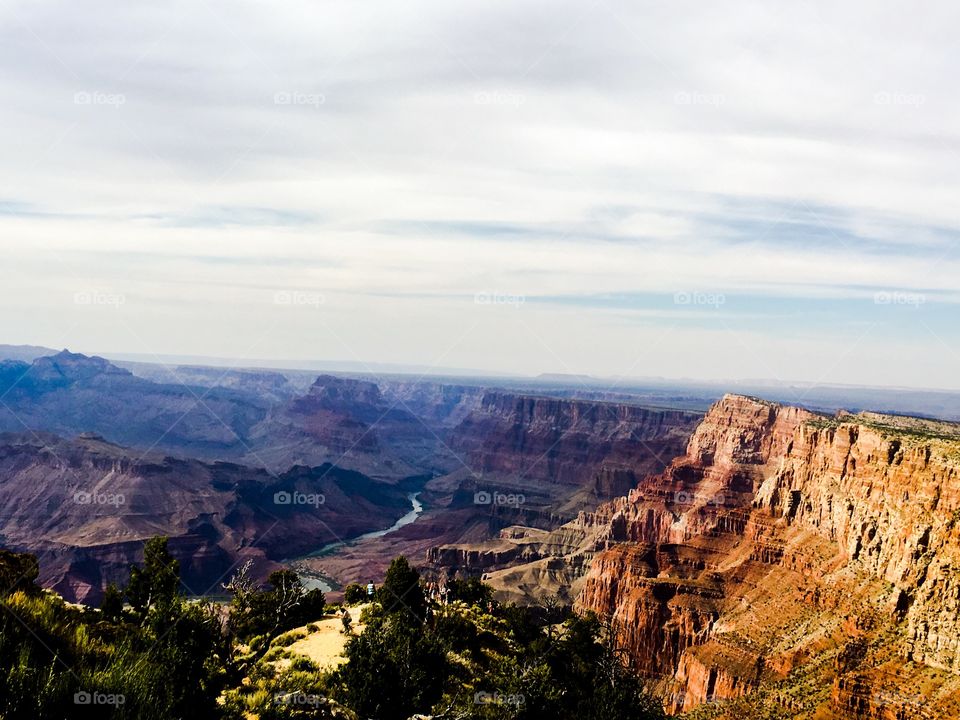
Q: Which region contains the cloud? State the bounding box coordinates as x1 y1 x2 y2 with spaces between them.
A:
1 0 959 388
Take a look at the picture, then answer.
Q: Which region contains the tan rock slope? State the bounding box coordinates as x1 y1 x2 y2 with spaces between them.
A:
572 394 960 718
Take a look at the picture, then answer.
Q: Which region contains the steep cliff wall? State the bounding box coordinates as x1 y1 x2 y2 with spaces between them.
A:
755 415 960 672
420 395 701 596
575 395 960 718
448 391 700 506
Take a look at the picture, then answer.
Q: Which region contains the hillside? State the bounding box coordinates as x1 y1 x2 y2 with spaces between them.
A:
575 395 960 717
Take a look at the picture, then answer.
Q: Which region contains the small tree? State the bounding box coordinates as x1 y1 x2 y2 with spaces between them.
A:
332 615 448 720
446 576 493 607
100 582 124 621
126 536 181 622
343 583 366 605
378 556 425 622
225 567 324 640
267 569 304 632
0 549 39 595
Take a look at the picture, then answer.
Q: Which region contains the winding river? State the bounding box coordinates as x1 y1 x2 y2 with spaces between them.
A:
293 492 423 593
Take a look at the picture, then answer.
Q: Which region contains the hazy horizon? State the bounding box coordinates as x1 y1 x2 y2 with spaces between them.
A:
5 341 960 395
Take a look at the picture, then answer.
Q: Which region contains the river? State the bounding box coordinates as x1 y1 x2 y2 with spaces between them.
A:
293 491 423 593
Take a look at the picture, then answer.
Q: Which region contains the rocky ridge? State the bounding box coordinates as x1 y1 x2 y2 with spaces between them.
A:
572 395 960 718
0 432 411 603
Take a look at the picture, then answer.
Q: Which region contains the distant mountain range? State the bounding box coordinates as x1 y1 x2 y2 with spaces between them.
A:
4 343 958 420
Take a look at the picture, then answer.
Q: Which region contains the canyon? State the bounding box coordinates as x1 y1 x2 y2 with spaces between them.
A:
3 347 960 718
0 350 699 603
425 394 960 716
283 389 701 587
0 431 413 603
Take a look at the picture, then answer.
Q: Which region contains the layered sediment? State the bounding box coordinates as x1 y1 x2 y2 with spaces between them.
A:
575 395 960 718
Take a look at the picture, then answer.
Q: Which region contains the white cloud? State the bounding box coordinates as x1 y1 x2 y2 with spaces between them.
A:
1 0 959 388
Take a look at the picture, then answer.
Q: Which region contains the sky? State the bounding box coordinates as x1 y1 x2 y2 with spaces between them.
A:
2 0 959 389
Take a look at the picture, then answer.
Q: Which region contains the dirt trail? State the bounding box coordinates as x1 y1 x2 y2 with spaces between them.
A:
281 604 369 669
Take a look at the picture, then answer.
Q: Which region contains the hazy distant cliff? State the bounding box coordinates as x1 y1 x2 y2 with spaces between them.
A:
447 391 700 510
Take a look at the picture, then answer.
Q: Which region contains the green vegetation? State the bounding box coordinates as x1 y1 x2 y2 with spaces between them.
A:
0 538 228 720
0 546 667 719
228 557 667 720
805 411 960 448
342 583 367 605
803 416 842 431
225 564 326 641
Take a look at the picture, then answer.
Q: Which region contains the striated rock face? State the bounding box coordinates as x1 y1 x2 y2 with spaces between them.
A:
755 418 960 673
0 432 412 603
574 395 960 718
378 381 487 429
417 395 700 597
448 391 700 509
583 544 724 677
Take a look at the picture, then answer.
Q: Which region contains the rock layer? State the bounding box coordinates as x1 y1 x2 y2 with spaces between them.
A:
575 395 960 718
0 432 411 603
447 391 700 512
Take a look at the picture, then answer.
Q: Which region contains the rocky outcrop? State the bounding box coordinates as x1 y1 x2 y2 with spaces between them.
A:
245 375 455 479
448 392 700 507
0 432 411 603
574 395 960 718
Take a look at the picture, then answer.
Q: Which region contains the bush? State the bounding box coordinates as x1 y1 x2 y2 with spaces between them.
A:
0 543 228 720
446 576 494 607
343 583 367 605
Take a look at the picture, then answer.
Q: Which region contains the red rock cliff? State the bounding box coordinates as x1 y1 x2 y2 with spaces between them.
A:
576 395 960 718
449 391 700 503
